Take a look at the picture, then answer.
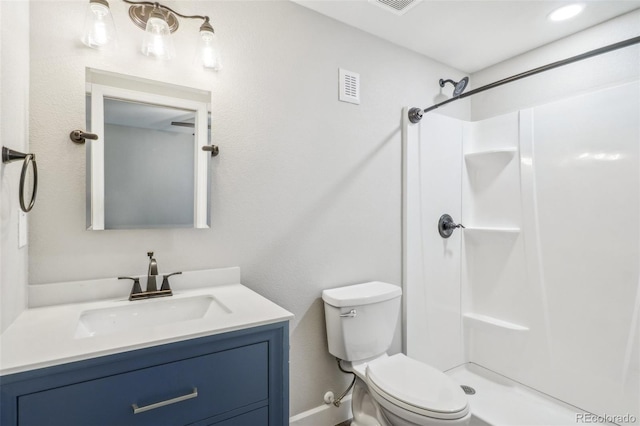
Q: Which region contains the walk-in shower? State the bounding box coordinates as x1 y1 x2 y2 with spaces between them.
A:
403 33 640 425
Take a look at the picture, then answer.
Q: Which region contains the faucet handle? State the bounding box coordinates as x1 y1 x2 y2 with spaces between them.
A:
160 272 182 292
119 276 143 299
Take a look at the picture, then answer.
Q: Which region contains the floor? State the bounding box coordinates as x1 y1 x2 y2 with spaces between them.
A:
446 363 607 425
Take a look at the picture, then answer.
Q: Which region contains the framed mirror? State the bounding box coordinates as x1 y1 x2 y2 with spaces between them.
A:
85 69 212 230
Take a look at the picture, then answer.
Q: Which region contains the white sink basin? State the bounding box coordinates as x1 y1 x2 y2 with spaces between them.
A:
75 295 230 338
0 267 295 376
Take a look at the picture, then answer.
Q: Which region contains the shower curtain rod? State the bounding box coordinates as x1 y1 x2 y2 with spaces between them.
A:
408 35 640 123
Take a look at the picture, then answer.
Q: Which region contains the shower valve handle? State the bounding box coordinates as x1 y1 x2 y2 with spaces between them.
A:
438 214 464 239
444 222 465 230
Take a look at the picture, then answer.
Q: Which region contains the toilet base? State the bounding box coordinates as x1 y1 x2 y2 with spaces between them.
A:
351 378 472 426
351 378 390 426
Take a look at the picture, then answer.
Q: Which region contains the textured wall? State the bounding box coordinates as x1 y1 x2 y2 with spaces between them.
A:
27 0 468 416
0 0 29 333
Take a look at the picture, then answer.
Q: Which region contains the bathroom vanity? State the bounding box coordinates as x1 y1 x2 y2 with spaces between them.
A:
0 268 293 426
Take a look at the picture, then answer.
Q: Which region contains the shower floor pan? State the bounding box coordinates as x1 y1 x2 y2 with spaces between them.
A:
446 364 609 426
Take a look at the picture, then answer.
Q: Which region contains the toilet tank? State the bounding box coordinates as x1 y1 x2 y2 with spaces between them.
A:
322 281 402 362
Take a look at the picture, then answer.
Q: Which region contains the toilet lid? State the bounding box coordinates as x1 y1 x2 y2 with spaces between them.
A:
366 354 468 417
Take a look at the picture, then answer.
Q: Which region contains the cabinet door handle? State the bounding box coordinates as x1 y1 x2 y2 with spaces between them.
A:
132 388 198 414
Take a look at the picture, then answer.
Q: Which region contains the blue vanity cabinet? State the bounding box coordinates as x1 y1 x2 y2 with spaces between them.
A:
0 322 289 426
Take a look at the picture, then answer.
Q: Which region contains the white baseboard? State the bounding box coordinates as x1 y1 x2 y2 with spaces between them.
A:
290 395 352 426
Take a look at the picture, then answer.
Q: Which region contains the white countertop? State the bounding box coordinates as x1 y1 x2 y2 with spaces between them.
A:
1 271 293 376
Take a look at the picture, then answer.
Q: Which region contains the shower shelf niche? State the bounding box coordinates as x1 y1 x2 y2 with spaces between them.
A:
464 148 517 169
463 312 529 332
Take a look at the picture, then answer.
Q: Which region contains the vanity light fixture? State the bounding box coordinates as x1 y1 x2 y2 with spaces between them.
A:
81 0 221 70
137 3 176 60
195 20 221 70
82 0 118 49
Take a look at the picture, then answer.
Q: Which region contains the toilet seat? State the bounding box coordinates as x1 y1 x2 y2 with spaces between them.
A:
366 354 469 421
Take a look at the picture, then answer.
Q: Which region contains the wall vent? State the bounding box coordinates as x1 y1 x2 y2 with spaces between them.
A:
339 69 360 105
372 0 421 15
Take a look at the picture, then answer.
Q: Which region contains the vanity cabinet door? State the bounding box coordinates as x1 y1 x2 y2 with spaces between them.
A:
17 342 268 426
208 407 269 426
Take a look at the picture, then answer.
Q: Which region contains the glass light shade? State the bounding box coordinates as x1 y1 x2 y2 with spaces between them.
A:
141 9 175 60
81 0 117 49
196 29 221 71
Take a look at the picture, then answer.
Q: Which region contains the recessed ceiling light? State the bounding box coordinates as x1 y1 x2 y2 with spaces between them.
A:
548 4 585 21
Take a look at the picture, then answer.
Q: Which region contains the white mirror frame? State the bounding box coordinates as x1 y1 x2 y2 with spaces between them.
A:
88 83 209 230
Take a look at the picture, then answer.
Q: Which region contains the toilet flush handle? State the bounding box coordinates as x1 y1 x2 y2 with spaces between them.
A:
340 309 357 318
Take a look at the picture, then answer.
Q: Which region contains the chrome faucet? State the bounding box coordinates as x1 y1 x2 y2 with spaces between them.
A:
147 251 158 292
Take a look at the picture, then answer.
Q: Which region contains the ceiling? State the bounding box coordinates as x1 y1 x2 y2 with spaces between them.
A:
291 0 640 73
102 98 195 134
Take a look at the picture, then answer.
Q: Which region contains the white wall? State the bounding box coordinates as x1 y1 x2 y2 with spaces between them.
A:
530 84 638 418
403 112 464 372
0 0 29 333
471 9 640 121
27 0 468 417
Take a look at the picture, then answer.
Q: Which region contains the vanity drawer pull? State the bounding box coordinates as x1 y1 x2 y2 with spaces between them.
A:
132 388 198 414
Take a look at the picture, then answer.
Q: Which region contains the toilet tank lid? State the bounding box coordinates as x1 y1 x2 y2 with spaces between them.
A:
322 281 402 307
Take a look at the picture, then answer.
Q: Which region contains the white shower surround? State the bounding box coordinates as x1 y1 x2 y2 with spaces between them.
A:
403 81 639 423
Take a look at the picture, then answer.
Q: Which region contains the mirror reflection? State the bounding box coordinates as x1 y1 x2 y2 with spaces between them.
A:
85 69 212 230
102 99 195 229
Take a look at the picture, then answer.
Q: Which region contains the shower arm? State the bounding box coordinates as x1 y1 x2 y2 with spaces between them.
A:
408 35 640 122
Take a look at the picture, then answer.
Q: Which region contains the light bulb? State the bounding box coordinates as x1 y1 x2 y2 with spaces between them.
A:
81 0 117 49
141 8 175 60
195 22 221 71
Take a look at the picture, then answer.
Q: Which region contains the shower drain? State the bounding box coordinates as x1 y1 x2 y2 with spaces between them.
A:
461 385 476 395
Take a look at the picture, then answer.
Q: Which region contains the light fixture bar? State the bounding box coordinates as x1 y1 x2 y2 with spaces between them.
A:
122 0 211 26
128 3 179 33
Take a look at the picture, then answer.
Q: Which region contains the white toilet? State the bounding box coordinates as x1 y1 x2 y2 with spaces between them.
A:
322 281 470 426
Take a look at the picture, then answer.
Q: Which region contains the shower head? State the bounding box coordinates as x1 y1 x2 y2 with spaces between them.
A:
439 77 469 97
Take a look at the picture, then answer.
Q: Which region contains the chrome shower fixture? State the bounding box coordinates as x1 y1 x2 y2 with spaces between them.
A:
439 77 469 97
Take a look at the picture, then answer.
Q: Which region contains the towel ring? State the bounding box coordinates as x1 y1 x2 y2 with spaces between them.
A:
2 147 38 213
